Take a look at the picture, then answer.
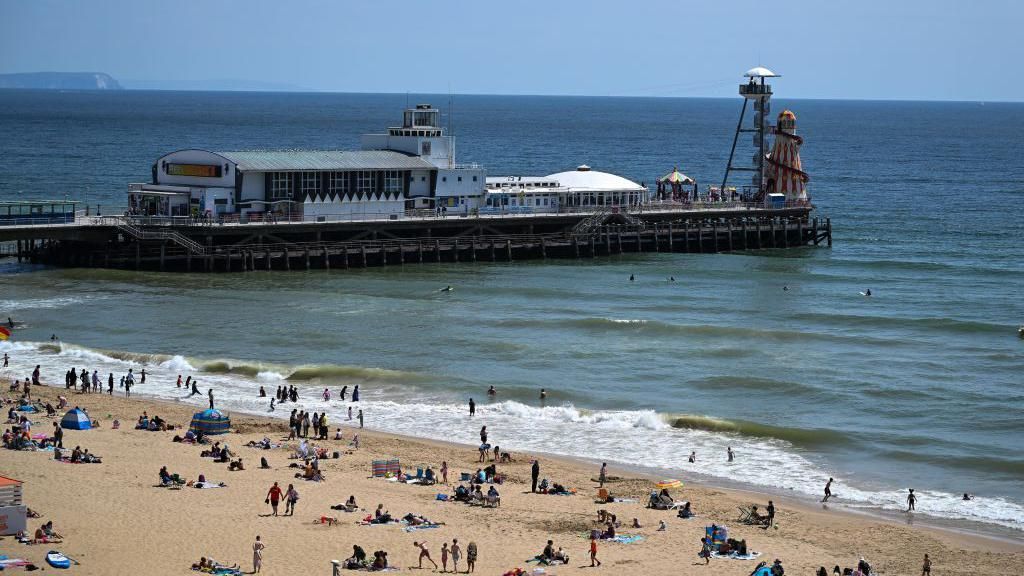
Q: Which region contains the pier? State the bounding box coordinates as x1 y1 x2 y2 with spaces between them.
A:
0 205 830 272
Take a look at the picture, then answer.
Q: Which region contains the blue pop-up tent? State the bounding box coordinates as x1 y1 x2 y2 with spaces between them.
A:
189 409 230 435
60 408 91 430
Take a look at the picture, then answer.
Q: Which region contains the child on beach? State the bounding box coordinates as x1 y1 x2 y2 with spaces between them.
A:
413 541 438 569
590 536 601 567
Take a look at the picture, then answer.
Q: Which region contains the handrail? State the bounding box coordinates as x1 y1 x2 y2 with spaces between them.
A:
116 222 207 256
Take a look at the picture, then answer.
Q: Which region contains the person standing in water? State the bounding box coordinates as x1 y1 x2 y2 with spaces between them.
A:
140 368 146 385
189 379 200 397
688 451 696 463
2 353 8 368
358 409 363 428
822 477 834 502
629 274 635 282
480 426 487 445
907 488 917 511
352 385 360 402
208 388 215 409
727 446 734 462
540 388 547 402
340 385 347 401
468 398 476 417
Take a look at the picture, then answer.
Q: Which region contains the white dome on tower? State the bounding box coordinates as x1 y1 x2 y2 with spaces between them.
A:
744 66 779 78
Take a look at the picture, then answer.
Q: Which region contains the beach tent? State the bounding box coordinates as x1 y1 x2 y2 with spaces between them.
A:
189 408 231 435
60 408 91 430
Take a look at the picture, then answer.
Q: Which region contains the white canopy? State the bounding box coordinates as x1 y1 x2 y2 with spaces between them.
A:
744 66 779 78
545 167 645 192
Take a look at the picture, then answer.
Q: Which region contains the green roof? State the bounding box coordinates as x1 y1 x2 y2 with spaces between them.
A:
217 150 434 172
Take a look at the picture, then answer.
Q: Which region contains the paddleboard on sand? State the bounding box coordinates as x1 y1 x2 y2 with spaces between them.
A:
46 550 71 569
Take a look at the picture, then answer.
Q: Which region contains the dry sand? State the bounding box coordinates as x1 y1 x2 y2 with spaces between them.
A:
3 385 1022 576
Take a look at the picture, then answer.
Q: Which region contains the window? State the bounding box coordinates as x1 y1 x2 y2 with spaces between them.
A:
473 176 478 182
271 172 291 200
421 141 431 156
457 176 462 182
384 170 402 193
442 176 447 182
421 177 427 182
329 171 348 196
301 171 320 197
358 171 374 194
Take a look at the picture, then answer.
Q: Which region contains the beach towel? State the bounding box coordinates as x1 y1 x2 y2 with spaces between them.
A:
194 481 227 489
606 535 644 544
711 551 761 560
402 523 442 532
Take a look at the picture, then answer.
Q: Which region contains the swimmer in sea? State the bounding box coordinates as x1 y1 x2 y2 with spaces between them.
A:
629 274 635 282
669 276 676 282
540 388 547 402
865 289 872 296
783 285 789 291
963 493 973 501
440 285 453 292
487 386 496 396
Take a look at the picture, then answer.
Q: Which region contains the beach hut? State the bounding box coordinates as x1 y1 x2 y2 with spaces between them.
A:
0 476 26 535
60 408 91 430
189 408 231 436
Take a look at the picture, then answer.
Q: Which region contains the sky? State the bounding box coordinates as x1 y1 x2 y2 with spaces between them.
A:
0 0 1020 101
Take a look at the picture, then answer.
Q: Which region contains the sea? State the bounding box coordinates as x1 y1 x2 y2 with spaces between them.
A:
1 90 1022 536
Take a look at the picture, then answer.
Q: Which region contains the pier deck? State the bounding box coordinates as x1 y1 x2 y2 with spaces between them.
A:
1 205 830 272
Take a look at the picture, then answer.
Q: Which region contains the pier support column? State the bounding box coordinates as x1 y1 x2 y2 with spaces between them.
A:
471 241 476 262
728 221 734 251
324 247 331 270
305 249 311 270
135 243 141 270
540 237 547 259
636 230 642 252
453 240 459 263
342 248 348 269
490 241 496 262
284 249 290 271
361 245 368 268
652 224 659 252
265 249 271 271
826 218 832 247
159 243 166 271
812 218 819 245
668 226 674 252
697 226 703 253
418 241 424 263
16 239 21 263
399 244 405 265
770 219 777 248
590 236 596 258
435 240 441 262
506 239 513 261
683 222 690 252
617 233 623 254
604 231 611 255
573 236 580 258
712 223 719 252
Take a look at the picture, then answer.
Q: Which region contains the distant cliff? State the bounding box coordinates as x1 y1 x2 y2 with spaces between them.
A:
0 72 123 90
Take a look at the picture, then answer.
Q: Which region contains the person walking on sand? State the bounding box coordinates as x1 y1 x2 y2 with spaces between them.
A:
285 483 299 516
208 388 215 409
921 554 931 576
531 459 540 493
700 536 712 564
358 409 363 429
590 535 601 567
766 500 776 528
265 482 283 516
252 535 264 573
440 542 449 573
441 461 449 485
450 539 462 573
413 541 438 570
907 488 917 512
469 397 475 417
599 462 607 487
466 541 477 573
822 477 834 502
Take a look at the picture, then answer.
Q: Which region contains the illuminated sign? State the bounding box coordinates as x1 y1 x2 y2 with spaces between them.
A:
167 163 222 178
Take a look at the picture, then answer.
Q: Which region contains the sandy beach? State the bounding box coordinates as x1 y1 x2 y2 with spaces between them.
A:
3 383 1022 576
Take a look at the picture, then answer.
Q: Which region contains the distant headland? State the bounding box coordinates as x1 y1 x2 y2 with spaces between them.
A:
0 72 123 90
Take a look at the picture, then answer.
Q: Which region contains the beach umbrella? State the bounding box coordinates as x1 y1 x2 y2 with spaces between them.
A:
655 479 683 490
60 408 91 430
657 167 694 185
189 408 231 436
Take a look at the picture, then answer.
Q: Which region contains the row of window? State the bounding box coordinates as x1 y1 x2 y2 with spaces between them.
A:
270 171 404 200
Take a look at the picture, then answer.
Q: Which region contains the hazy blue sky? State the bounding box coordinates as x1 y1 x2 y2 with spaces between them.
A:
1 0 1018 101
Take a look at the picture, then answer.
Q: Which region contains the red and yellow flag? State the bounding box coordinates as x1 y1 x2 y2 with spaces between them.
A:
0 326 10 341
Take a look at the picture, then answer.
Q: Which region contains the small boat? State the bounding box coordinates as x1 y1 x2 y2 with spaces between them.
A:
46 550 71 569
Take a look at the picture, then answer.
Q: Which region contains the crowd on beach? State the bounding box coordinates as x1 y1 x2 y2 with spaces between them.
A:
0 348 948 576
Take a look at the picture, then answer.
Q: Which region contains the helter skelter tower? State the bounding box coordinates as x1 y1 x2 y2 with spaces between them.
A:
766 109 809 202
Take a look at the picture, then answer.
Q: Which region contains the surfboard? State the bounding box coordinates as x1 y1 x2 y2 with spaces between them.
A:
859 292 870 297
46 551 71 569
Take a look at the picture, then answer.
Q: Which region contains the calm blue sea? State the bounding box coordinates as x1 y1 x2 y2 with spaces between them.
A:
1 90 1022 534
